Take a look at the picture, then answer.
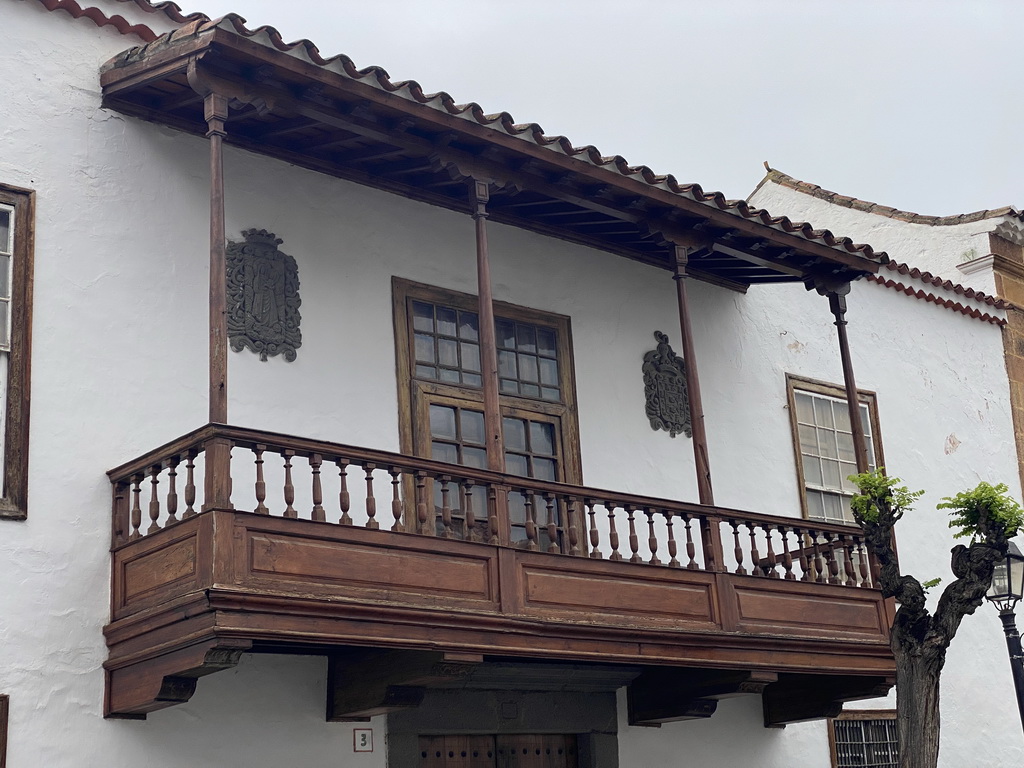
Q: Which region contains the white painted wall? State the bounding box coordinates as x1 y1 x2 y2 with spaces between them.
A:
750 178 1010 296
0 1 1022 765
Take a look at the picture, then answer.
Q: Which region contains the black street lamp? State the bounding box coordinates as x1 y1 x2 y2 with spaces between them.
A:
986 540 1024 733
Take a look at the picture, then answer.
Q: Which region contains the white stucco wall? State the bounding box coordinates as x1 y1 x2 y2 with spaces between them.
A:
1 1 1023 765
750 178 1011 296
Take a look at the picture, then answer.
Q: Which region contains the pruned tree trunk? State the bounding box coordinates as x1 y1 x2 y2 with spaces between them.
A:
859 501 1007 768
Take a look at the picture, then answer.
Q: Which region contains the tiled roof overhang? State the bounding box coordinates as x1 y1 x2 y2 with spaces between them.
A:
100 17 888 289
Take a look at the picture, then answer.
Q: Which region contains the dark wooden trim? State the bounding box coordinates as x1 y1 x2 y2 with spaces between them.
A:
202 92 229 425
0 183 34 521
785 374 885 523
0 694 7 768
829 291 870 473
826 708 897 767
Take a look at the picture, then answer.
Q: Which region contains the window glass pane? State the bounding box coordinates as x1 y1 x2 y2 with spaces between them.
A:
537 328 557 357
431 441 458 464
803 455 822 486
503 417 527 452
833 400 851 431
530 421 555 456
496 319 515 349
822 459 841 488
461 342 480 372
462 372 482 387
498 350 517 378
505 452 529 477
807 489 825 518
794 392 814 423
541 387 560 401
521 383 540 398
840 462 858 491
436 306 457 337
539 357 558 387
813 397 834 428
416 364 436 379
412 301 434 333
437 338 458 367
798 424 818 454
414 333 435 364
822 492 845 523
0 255 11 299
429 405 457 440
439 367 460 383
461 410 485 446
500 378 518 393
0 209 10 256
519 354 538 383
516 324 536 353
818 428 838 459
462 447 487 469
533 457 556 481
458 311 479 341
837 432 855 463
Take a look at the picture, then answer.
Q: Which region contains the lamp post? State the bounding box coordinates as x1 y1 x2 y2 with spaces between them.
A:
986 540 1024 733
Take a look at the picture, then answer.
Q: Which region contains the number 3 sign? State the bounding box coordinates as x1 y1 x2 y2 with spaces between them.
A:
353 728 373 753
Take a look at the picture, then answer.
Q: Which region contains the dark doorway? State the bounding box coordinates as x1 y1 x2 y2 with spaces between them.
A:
419 735 579 767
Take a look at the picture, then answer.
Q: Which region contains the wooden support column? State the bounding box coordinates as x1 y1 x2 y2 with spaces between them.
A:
672 245 714 505
827 286 870 474
203 93 233 510
470 181 505 473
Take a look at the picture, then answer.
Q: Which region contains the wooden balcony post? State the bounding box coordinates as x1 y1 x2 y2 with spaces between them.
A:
205 92 229 426
827 286 870 474
672 245 714 505
202 436 234 511
469 180 505 474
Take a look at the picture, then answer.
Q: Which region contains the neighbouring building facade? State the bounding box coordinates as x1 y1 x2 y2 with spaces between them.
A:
1 1 1022 766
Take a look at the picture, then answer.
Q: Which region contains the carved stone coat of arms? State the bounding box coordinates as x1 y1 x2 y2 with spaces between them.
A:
642 330 691 438
226 229 302 362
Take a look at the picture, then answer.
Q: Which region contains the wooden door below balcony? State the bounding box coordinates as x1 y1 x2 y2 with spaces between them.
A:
419 735 579 768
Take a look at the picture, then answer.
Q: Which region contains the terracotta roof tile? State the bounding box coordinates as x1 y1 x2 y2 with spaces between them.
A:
759 164 1021 226
867 275 1007 326
107 15 890 268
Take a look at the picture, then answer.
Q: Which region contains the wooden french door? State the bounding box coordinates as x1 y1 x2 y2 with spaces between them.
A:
419 735 579 768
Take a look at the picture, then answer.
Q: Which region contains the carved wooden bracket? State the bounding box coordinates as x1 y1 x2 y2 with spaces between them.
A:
627 668 778 726
762 674 894 728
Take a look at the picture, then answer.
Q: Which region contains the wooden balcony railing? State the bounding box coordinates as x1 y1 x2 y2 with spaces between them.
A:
108 424 878 588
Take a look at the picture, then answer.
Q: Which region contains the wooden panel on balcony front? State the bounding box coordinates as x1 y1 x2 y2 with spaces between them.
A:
519 557 718 628
237 515 500 609
731 580 888 638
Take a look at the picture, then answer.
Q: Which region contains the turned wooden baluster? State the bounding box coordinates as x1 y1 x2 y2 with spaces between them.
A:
842 533 857 587
129 474 143 540
487 486 499 545
763 525 777 578
364 463 379 530
147 464 162 534
810 530 826 583
566 497 581 556
183 450 197 519
389 467 404 532
748 523 762 577
462 479 478 541
310 454 326 522
543 493 559 553
797 527 811 582
731 521 746 575
665 511 680 567
337 459 352 525
414 470 430 535
626 505 642 563
824 531 841 585
253 445 269 514
165 456 179 525
857 539 871 586
282 450 297 518
646 508 661 566
684 515 698 570
607 502 622 562
587 499 601 559
779 525 795 580
113 481 129 546
524 492 538 551
439 475 453 539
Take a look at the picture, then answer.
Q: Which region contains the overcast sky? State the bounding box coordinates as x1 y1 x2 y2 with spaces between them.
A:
184 0 1024 218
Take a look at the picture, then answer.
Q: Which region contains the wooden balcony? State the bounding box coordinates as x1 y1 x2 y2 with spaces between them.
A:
103 425 895 725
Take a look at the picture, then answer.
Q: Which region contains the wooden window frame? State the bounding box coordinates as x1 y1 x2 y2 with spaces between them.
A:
0 184 34 521
393 277 582 485
827 709 898 768
786 374 884 524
